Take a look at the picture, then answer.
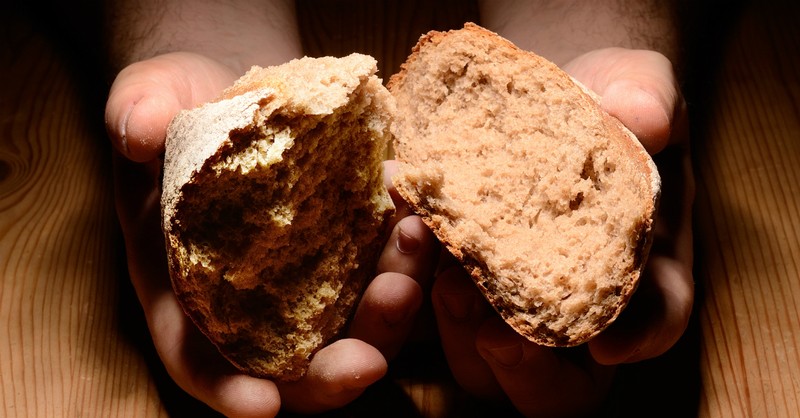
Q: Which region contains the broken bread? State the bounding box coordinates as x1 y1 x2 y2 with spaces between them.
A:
389 23 660 346
161 54 395 381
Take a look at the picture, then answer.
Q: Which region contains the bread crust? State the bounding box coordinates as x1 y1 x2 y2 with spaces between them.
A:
161 54 394 380
390 23 660 346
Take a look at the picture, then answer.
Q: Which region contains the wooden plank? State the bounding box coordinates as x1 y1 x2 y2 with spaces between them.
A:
694 1 800 417
0 15 167 418
2 0 799 416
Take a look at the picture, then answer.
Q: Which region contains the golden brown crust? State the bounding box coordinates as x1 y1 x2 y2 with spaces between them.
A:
387 23 519 92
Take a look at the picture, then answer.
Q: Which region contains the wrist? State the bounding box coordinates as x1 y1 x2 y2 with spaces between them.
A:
105 0 302 77
479 0 680 66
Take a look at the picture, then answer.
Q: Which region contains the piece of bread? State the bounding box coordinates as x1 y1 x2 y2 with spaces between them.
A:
389 23 661 347
161 54 395 381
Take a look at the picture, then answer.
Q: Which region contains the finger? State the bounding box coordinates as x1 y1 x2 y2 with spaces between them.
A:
590 124 695 364
651 133 695 268
112 153 172 309
348 272 423 359
564 48 683 154
279 339 387 414
476 317 615 418
382 160 416 230
589 255 694 365
150 293 283 418
113 154 282 418
431 264 505 400
105 52 238 162
377 215 439 285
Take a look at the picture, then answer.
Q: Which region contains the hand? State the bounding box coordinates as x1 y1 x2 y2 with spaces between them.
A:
107 53 438 417
430 47 695 417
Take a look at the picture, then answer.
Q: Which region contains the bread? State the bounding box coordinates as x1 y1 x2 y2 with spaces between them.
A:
389 23 660 346
161 54 395 381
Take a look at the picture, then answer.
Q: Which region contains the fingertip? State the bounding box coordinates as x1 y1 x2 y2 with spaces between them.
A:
321 339 388 390
393 215 431 257
377 215 439 284
602 80 672 155
396 224 422 254
364 272 423 326
106 52 239 163
383 160 415 220
476 318 616 417
566 48 681 155
212 375 282 418
122 92 181 162
433 264 476 293
589 256 694 365
588 328 641 366
476 317 527 369
432 265 489 323
280 339 387 413
349 272 423 358
106 81 180 163
431 267 504 399
382 159 399 197
382 159 399 178
631 256 694 362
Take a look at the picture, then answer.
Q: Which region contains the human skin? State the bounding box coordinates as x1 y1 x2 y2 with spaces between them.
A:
104 1 693 417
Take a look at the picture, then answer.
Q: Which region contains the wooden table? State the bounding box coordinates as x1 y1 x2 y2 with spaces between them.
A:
1 1 798 416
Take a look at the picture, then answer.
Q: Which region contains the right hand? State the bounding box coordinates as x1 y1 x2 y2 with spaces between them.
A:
107 53 437 417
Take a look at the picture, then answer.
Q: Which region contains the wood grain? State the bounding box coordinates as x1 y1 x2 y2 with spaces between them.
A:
2 0 799 417
693 1 800 417
0 17 167 418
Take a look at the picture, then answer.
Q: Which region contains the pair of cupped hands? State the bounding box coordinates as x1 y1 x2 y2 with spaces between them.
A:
106 47 694 418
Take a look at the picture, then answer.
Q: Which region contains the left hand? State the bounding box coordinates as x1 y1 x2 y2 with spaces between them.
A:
429 47 695 417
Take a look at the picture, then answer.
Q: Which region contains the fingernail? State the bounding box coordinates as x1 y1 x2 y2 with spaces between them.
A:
484 343 524 368
116 103 134 156
396 227 419 254
439 292 474 321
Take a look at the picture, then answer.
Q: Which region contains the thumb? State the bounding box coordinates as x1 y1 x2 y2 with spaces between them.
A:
564 48 683 155
105 52 239 162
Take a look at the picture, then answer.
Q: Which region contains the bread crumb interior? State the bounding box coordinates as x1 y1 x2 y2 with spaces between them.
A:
174 81 392 376
393 33 654 343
